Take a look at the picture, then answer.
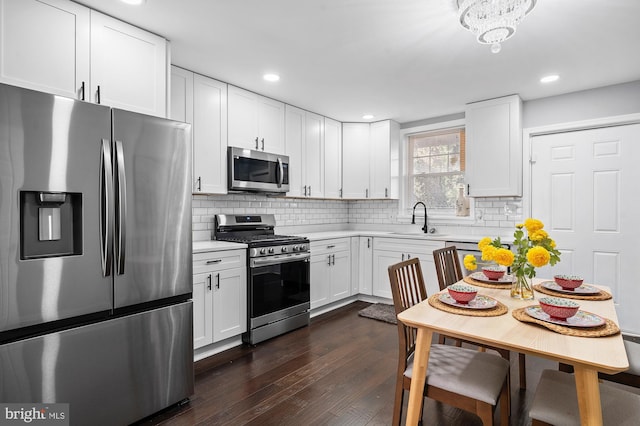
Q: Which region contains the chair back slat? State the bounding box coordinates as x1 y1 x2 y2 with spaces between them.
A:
433 246 464 290
388 258 428 361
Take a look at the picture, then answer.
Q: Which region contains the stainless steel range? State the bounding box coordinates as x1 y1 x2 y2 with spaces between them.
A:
214 214 310 344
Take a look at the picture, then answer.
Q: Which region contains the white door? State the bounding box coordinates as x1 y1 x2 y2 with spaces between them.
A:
212 267 246 342
324 117 343 198
330 251 351 301
304 111 324 197
342 123 370 199
193 272 213 349
370 120 391 198
531 124 640 334
284 105 305 197
310 255 331 309
228 86 259 150
257 96 285 153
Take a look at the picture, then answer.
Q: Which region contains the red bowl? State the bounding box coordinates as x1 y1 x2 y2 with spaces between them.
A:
482 267 505 280
554 275 584 290
447 284 478 304
539 297 580 320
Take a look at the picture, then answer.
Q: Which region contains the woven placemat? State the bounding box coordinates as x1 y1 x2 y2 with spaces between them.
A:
463 275 512 289
428 294 508 317
512 307 620 337
533 283 612 301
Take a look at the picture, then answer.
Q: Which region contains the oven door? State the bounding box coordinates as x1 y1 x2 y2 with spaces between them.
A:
248 253 310 329
227 147 289 193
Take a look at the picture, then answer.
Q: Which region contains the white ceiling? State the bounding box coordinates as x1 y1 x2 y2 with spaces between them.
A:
75 0 640 124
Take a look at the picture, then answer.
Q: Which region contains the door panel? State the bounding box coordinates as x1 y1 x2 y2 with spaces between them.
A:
112 109 192 308
531 124 640 334
0 84 111 332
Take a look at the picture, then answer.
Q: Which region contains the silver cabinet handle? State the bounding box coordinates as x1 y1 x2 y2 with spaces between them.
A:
365 188 369 198
385 188 388 198
255 137 259 149
367 238 370 249
114 140 127 275
261 138 265 150
96 85 101 104
339 188 343 198
80 81 85 101
327 245 335 249
196 176 201 192
100 139 113 277
207 274 212 291
332 254 335 265
327 255 331 265
308 186 311 197
407 254 411 259
304 185 307 196
402 254 405 261
216 273 220 289
206 259 222 264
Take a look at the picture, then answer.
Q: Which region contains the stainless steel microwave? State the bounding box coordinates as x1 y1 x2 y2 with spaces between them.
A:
227 147 290 193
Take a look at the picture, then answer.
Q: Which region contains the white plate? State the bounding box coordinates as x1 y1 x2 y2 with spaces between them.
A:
524 306 606 328
540 280 601 295
469 271 516 284
438 293 498 310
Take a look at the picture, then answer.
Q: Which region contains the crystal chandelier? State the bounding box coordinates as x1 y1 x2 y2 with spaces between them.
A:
458 0 537 53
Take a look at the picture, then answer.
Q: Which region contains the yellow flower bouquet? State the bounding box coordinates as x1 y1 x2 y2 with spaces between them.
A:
464 218 561 299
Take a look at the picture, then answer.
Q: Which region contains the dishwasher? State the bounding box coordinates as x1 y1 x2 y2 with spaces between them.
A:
445 240 511 276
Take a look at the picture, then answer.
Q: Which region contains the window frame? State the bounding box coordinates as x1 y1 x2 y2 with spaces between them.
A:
398 119 474 221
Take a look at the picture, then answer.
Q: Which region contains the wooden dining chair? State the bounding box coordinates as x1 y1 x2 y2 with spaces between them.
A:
432 245 528 390
529 369 640 426
388 258 510 426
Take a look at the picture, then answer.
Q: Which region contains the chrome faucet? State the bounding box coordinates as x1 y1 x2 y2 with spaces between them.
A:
411 201 429 234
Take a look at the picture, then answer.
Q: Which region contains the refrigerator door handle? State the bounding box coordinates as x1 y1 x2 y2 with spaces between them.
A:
100 139 114 277
115 140 127 275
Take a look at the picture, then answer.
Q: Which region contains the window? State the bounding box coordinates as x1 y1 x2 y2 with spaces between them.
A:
407 127 465 215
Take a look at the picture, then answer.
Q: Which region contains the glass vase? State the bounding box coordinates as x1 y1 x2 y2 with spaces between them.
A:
511 272 534 300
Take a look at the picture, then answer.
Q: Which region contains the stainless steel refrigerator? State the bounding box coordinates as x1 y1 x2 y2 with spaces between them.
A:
0 83 194 425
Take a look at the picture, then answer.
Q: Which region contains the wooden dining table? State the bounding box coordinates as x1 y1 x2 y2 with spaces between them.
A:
397 277 629 426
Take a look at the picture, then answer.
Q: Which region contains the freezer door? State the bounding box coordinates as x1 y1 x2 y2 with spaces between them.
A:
111 109 192 308
0 83 113 333
0 301 194 426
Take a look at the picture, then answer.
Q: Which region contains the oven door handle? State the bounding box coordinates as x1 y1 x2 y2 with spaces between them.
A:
250 253 310 267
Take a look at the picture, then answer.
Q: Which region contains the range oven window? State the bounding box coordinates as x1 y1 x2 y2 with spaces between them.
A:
249 260 309 319
234 157 289 185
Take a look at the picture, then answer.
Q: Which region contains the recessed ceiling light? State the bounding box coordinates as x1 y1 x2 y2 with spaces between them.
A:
540 74 559 83
362 114 374 120
120 0 145 5
263 73 280 82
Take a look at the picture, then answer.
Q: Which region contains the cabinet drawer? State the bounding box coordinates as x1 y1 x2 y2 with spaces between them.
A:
373 237 443 255
193 250 245 274
310 238 350 255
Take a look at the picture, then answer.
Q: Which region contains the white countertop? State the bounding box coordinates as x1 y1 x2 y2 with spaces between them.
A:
192 240 247 253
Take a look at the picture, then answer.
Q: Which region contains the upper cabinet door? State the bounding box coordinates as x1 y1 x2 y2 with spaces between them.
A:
192 74 228 194
342 123 370 199
228 85 285 153
284 104 305 197
90 10 167 117
0 0 90 99
324 117 342 198
228 85 259 150
465 95 522 197
258 96 285 154
370 120 395 199
304 111 324 198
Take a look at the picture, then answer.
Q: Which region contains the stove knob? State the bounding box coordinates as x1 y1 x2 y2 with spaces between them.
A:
292 245 298 252
260 248 267 255
268 248 275 254
282 246 288 253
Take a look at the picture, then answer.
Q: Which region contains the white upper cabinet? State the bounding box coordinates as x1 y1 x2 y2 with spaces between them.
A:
0 0 90 100
342 123 370 199
284 105 324 197
0 0 168 117
170 66 228 194
342 120 398 199
228 85 285 153
324 117 342 199
304 111 324 198
90 10 167 117
465 94 522 197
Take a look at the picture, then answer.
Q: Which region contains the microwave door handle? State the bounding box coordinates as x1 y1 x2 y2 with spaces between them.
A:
277 157 284 188
115 140 127 275
100 139 114 277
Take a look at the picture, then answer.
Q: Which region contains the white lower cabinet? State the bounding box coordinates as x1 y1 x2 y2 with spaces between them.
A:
372 238 444 298
358 236 373 295
192 249 247 349
310 238 351 309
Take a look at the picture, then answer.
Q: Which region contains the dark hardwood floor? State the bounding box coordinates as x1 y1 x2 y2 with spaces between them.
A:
136 301 557 426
